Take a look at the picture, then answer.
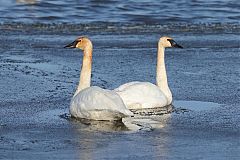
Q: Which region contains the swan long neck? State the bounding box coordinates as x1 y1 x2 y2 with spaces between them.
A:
156 45 172 104
74 46 92 96
156 46 168 88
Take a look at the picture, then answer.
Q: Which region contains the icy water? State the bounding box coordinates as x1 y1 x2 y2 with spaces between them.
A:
0 0 240 160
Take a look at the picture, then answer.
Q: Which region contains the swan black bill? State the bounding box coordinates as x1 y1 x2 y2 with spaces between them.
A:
64 41 78 48
167 39 183 48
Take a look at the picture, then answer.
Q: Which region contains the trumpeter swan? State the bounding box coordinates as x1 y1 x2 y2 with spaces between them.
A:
115 36 183 109
64 37 133 121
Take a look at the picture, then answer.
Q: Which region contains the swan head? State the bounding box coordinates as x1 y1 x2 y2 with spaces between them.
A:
64 37 93 51
159 36 183 48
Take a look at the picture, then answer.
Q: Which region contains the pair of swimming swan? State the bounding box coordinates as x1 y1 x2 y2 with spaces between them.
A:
64 36 183 121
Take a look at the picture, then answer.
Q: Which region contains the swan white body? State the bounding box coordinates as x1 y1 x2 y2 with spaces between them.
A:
65 37 133 121
70 86 133 121
115 36 183 109
115 81 168 109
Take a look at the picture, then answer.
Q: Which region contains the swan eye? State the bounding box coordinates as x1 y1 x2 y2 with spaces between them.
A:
78 39 82 42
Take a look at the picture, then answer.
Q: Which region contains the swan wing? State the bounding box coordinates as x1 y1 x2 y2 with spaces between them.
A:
115 82 168 109
70 86 133 120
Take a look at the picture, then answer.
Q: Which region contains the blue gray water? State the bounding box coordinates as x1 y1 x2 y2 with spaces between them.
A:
0 0 239 24
0 1 240 160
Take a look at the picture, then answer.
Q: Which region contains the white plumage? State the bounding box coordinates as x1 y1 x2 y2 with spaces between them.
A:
115 82 168 109
65 37 133 121
115 36 183 110
70 86 133 121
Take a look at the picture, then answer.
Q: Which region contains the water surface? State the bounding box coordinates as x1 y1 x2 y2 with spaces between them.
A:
0 1 240 160
0 0 239 24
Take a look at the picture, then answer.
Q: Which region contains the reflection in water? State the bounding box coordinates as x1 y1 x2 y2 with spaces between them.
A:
131 114 171 130
16 0 38 4
71 114 172 159
70 112 172 132
71 119 130 160
72 118 130 132
15 0 39 23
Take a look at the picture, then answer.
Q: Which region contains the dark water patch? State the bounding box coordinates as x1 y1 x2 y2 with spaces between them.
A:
59 112 71 120
0 22 240 34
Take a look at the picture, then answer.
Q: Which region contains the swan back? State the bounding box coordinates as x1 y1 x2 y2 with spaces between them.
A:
70 86 133 121
115 82 168 109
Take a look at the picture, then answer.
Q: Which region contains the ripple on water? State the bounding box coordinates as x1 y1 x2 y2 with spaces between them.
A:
0 0 239 23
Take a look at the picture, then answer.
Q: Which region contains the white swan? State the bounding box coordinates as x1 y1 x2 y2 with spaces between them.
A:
115 36 183 109
64 36 133 121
